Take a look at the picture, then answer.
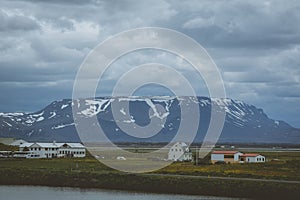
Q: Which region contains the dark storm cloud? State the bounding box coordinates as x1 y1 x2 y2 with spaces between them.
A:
0 0 299 127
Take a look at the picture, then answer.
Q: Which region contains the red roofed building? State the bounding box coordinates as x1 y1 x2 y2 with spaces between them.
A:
211 151 243 164
240 154 265 163
211 151 266 164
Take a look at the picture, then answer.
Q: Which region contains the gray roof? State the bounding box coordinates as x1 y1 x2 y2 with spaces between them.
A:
10 139 28 146
19 142 85 148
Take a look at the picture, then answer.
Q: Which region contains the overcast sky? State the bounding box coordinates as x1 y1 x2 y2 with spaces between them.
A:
0 0 299 128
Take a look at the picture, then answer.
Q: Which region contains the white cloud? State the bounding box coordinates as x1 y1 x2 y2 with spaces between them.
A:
183 17 214 29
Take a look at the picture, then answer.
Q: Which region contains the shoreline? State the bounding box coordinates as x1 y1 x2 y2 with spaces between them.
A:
0 184 232 199
1 170 299 199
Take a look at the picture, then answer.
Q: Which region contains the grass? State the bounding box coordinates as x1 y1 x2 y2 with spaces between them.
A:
0 143 18 151
0 144 300 199
156 160 300 180
155 152 300 181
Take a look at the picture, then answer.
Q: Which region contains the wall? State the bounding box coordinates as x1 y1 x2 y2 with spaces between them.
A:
211 154 224 163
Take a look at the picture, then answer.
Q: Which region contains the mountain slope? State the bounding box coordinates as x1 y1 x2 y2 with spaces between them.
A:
0 96 299 144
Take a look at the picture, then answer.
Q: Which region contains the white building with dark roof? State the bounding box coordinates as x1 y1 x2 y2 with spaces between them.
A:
211 151 243 164
19 142 85 158
168 142 193 161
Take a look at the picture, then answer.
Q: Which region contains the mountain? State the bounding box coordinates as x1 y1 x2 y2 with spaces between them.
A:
0 96 299 144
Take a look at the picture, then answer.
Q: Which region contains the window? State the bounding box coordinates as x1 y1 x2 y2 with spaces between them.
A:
224 155 234 158
262 158 265 161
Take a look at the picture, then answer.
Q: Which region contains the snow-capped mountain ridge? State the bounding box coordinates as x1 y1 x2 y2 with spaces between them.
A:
0 96 299 143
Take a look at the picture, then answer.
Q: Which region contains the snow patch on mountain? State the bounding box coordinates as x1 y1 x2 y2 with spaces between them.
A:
199 99 210 106
3 121 12 127
36 116 44 122
27 130 34 136
80 99 111 117
52 122 75 130
61 104 69 109
32 111 44 117
48 112 56 119
120 108 126 115
145 99 170 119
123 116 135 123
25 119 35 124
0 112 24 117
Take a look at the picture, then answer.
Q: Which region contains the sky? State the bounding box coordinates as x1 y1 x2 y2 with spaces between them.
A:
0 0 299 128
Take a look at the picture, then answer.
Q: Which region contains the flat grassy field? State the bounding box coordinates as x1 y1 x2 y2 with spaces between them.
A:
0 144 299 199
156 151 300 181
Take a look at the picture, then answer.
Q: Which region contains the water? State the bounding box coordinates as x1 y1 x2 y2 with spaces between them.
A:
0 185 237 200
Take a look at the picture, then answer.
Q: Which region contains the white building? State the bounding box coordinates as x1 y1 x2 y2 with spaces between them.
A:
211 151 243 164
240 154 265 163
211 151 266 164
19 142 86 159
12 151 35 158
168 142 193 161
0 151 11 158
10 139 28 146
